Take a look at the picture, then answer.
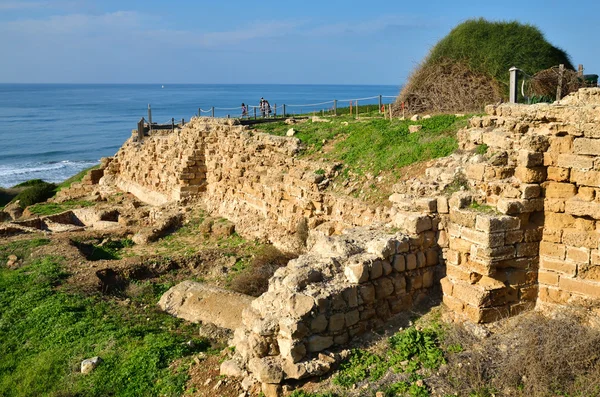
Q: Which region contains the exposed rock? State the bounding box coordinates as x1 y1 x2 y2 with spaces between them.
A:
158 281 253 330
81 357 102 374
286 128 296 137
409 125 423 133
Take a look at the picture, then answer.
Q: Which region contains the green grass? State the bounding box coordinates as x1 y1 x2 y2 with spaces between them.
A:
57 165 99 191
475 143 489 155
27 200 95 216
333 324 445 392
0 256 207 397
74 238 134 261
0 238 51 263
259 114 468 176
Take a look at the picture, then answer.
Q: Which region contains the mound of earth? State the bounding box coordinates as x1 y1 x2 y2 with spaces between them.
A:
396 18 574 114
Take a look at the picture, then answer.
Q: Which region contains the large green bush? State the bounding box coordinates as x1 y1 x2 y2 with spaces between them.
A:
12 181 57 209
398 19 574 113
429 18 573 85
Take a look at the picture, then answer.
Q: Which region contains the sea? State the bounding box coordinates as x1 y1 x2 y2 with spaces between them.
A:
0 84 400 188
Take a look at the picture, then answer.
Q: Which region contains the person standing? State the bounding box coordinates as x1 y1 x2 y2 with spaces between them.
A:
260 97 266 118
241 103 248 118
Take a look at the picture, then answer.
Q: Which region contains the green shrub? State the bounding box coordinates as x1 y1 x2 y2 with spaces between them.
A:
429 19 573 87
12 182 57 209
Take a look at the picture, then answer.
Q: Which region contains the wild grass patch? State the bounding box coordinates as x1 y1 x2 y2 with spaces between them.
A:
0 257 207 397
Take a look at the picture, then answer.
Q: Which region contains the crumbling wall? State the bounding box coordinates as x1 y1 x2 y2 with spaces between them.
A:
222 226 440 394
103 126 209 205
103 118 390 250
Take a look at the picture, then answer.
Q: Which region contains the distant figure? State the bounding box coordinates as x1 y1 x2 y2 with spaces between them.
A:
241 103 248 118
264 99 271 118
260 97 266 118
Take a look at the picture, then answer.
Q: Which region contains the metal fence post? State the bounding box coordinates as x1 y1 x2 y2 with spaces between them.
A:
556 64 565 101
211 107 215 118
333 100 337 116
138 117 145 141
378 95 382 113
274 103 277 117
182 118 185 126
254 107 257 120
283 104 286 118
198 107 201 117
509 67 518 104
148 105 152 133
356 100 359 119
171 118 175 133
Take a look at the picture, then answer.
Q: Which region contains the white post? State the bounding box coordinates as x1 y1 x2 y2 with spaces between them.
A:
509 67 518 104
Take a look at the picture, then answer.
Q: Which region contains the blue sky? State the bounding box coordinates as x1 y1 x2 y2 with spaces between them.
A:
0 0 598 85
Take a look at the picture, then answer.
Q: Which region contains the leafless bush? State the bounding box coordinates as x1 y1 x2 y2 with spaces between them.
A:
440 312 600 396
229 246 296 297
395 58 503 115
526 66 585 100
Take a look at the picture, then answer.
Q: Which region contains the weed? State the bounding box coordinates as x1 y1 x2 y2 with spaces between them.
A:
288 390 339 397
229 245 296 297
475 143 489 155
442 172 469 195
469 202 497 214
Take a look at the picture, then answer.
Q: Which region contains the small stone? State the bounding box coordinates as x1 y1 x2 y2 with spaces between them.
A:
286 128 296 136
81 356 102 374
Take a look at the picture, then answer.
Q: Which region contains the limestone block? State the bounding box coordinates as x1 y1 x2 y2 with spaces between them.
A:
565 199 600 219
475 214 520 232
328 313 346 332
366 238 397 259
359 284 375 304
539 242 566 260
450 209 477 228
460 227 505 248
406 253 417 270
521 184 541 199
578 187 596 201
248 357 284 383
547 166 570 182
516 242 539 258
566 246 591 264
573 138 600 156
557 154 595 170
544 182 577 199
571 170 600 188
345 310 360 327
344 263 369 284
375 277 395 299
369 260 383 280
497 198 543 214
471 245 516 263
437 196 449 214
559 277 600 299
277 339 306 363
518 150 544 167
310 315 328 333
393 212 432 235
561 230 600 249
538 270 559 286
392 254 406 272
306 335 334 353
514 167 547 183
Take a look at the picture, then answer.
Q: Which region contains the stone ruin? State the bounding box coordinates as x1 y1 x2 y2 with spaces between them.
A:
51 88 600 394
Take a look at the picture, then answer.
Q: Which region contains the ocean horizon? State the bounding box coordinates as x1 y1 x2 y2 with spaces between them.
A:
0 83 400 188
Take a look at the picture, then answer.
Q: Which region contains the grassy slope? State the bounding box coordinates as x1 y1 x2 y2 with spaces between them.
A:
0 254 207 397
427 18 574 86
258 114 468 176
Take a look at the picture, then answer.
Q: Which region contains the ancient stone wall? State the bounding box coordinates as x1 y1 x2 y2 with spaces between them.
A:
444 88 600 315
222 226 440 393
103 126 208 206
103 118 389 250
